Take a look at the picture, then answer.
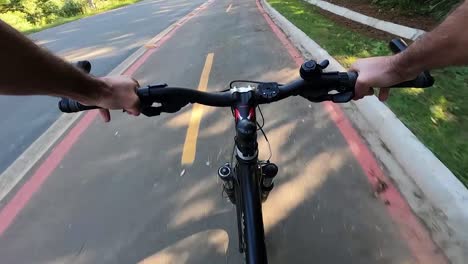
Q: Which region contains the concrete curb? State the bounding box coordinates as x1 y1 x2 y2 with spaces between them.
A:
0 46 144 204
260 0 468 262
304 0 426 40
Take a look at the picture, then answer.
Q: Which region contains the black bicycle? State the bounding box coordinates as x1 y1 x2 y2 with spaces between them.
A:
59 39 433 264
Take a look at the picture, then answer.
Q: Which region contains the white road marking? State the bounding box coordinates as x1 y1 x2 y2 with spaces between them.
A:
0 113 82 202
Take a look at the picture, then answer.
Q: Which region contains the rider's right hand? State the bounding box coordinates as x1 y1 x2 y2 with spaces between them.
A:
80 76 141 122
350 55 416 101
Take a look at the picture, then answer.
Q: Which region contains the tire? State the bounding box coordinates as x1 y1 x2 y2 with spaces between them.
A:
237 162 268 264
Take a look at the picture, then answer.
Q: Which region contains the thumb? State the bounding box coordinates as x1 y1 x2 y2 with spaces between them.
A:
126 101 141 116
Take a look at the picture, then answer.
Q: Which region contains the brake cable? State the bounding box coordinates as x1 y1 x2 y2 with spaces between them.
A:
257 120 272 163
257 105 265 130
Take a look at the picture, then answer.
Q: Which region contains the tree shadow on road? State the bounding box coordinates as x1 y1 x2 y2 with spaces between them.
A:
0 65 420 263
108 75 415 263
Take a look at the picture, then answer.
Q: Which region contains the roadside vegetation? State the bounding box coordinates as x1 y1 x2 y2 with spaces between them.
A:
0 0 140 34
371 0 462 20
267 0 468 186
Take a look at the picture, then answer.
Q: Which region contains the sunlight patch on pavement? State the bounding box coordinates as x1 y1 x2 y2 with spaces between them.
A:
258 121 298 162
166 111 193 128
263 148 349 233
160 2 192 10
34 39 58 46
168 177 218 228
176 177 217 204
199 112 232 137
57 28 80 35
108 33 134 41
152 9 173 15
165 107 216 129
170 198 216 228
62 46 116 61
256 67 298 83
138 229 228 264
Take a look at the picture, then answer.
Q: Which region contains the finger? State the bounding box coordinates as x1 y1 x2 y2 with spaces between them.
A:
124 104 141 116
128 99 141 115
353 80 368 100
99 109 111 122
379 88 391 101
131 77 140 88
354 88 373 100
126 111 140 117
125 110 140 116
127 107 141 116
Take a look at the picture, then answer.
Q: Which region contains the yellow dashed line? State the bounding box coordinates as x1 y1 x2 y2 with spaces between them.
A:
181 53 214 165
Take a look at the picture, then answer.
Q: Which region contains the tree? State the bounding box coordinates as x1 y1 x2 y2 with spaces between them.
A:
0 0 24 13
87 0 95 9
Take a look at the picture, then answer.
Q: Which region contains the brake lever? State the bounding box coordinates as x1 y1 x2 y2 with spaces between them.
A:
137 83 190 116
140 101 189 117
303 89 354 103
331 90 354 103
141 106 163 117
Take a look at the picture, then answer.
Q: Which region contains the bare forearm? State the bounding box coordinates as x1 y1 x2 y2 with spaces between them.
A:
394 0 468 78
0 20 109 104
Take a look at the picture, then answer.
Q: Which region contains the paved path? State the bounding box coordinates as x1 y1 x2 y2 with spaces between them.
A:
0 0 444 263
0 0 206 173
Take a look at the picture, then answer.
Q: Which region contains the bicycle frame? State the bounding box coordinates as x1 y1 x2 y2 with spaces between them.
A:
231 88 268 263
59 44 433 264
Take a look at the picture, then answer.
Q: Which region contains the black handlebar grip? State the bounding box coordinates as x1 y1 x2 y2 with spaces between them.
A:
58 98 99 113
345 71 358 89
389 71 434 88
389 38 408 54
75 60 92 73
347 70 434 90
388 39 435 87
59 61 96 113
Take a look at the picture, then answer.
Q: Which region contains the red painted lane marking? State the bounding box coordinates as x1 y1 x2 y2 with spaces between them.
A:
124 49 156 77
0 111 97 235
255 0 447 263
256 5 303 66
0 0 215 237
325 104 447 263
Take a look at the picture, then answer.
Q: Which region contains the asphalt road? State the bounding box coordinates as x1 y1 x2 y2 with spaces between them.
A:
0 0 443 263
0 0 206 173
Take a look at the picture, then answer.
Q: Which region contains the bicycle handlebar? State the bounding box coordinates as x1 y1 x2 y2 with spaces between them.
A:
385 71 434 88
59 38 434 115
58 69 433 114
138 86 235 106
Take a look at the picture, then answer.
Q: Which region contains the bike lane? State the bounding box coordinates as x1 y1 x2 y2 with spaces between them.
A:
0 0 207 192
0 0 445 263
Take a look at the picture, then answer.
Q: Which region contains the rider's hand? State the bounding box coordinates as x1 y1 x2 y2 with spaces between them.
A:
350 55 414 101
83 75 141 122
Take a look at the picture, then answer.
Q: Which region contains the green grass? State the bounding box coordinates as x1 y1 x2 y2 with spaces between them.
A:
370 0 462 20
1 0 141 34
22 15 85 34
267 0 468 186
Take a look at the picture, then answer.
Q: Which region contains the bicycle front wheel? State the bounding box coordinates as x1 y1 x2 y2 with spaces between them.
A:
237 162 268 264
